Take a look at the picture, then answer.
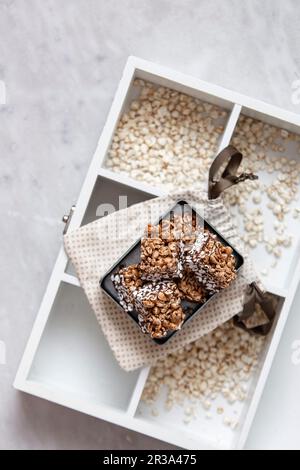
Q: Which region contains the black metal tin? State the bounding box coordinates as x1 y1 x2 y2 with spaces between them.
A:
100 200 244 345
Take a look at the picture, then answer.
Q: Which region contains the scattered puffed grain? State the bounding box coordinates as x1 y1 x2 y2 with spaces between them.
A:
253 195 262 204
151 408 159 417
223 417 232 426
203 400 212 410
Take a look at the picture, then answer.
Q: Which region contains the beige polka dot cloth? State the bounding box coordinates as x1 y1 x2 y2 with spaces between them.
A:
64 190 258 371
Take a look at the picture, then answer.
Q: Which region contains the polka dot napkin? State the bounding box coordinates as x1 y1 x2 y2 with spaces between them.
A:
64 190 258 371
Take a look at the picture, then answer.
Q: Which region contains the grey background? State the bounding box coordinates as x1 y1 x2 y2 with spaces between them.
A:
1 0 300 449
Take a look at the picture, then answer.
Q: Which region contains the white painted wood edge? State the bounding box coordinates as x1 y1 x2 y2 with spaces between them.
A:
61 272 81 287
127 367 151 417
97 167 165 198
128 56 300 129
218 104 242 152
16 378 222 450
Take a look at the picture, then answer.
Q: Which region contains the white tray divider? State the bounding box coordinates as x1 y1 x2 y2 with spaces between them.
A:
126 367 151 417
130 56 300 129
61 272 81 288
218 104 242 152
97 167 165 198
17 379 131 426
18 378 218 450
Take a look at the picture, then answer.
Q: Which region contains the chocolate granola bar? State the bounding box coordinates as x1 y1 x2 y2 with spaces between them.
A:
185 230 237 294
111 264 143 312
140 224 183 281
160 212 199 243
133 281 185 339
177 270 207 302
140 212 202 281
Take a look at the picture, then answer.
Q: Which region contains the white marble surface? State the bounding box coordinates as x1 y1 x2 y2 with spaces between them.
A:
1 0 300 450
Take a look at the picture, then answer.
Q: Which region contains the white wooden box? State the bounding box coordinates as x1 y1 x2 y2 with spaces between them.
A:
14 57 300 450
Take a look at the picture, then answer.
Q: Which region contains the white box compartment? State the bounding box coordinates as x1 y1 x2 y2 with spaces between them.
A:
28 282 141 411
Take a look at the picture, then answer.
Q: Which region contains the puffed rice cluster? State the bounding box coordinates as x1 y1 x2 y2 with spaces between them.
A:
225 116 300 272
106 79 226 190
142 319 265 426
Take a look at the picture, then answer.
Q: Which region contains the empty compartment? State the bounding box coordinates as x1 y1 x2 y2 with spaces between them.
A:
136 294 284 450
81 174 156 226
104 76 231 190
65 175 156 275
28 282 141 411
226 110 300 292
